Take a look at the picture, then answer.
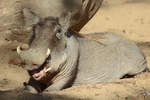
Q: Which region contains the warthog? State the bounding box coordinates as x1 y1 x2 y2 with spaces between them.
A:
16 13 148 93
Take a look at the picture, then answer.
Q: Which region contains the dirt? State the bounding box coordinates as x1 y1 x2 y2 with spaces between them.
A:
0 0 150 100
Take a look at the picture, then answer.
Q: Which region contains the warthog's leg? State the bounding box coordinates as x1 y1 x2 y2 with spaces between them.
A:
128 58 148 75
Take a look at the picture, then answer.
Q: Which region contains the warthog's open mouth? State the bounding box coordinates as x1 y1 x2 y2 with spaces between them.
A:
28 57 52 81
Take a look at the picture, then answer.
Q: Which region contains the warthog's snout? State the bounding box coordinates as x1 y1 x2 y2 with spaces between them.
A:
17 43 52 80
17 45 51 57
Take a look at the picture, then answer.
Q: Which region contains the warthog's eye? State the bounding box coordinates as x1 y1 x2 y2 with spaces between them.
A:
55 29 62 39
56 33 61 39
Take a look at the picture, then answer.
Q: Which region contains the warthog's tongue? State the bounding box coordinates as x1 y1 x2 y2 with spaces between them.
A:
31 67 52 80
32 67 47 80
28 66 46 80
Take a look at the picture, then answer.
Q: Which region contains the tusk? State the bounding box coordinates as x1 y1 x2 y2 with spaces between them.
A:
44 67 52 73
17 46 21 54
46 48 51 57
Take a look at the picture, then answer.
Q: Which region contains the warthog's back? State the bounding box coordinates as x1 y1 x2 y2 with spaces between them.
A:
74 32 147 85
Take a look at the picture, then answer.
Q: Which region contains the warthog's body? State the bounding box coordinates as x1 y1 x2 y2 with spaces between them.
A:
17 16 148 93
45 32 147 91
74 33 147 84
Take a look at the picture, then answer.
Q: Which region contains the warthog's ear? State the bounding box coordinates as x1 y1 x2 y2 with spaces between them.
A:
23 8 40 26
58 12 72 33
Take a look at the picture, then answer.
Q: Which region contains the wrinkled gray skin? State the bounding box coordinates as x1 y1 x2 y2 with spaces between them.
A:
17 13 148 93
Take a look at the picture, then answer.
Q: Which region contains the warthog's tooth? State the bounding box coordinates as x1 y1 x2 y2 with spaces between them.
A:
45 67 52 73
17 46 21 54
46 48 51 57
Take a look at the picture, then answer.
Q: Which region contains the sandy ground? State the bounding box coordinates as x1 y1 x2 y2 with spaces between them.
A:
0 0 150 100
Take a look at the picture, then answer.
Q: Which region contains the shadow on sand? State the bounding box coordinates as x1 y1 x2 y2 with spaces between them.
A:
0 89 91 100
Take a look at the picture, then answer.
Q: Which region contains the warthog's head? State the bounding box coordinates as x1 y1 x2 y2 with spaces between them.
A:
17 11 72 80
